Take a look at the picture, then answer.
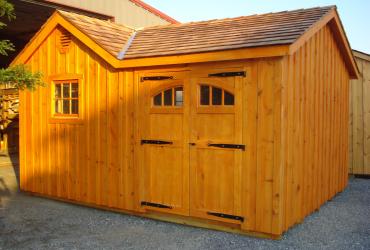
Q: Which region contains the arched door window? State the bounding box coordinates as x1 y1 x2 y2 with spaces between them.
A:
199 84 234 106
153 86 183 107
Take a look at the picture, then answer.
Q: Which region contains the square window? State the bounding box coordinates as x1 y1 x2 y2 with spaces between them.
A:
53 80 79 116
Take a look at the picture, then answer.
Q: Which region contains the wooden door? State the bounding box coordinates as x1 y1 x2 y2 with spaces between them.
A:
137 73 189 216
189 73 245 224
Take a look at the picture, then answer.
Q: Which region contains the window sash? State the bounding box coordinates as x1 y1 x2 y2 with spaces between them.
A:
54 81 79 116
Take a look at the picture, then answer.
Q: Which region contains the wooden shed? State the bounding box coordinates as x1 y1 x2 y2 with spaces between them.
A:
349 50 370 176
12 6 358 238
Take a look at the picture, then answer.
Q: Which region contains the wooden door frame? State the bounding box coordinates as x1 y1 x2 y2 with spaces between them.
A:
132 63 258 230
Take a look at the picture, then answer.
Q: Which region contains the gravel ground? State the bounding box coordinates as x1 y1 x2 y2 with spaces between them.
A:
1 163 370 250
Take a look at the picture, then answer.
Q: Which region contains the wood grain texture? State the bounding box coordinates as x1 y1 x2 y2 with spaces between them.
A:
281 24 350 231
20 27 135 211
349 53 370 175
19 21 351 237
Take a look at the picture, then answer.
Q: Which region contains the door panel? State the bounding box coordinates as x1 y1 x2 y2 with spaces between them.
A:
189 76 244 224
137 69 247 223
138 74 189 215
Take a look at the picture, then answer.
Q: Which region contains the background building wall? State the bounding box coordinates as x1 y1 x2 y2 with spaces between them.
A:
349 51 370 176
50 0 172 28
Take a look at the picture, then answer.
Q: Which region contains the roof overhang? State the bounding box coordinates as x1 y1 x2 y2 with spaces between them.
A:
289 8 359 79
11 8 358 79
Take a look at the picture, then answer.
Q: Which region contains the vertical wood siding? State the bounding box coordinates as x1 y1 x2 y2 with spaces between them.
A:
254 59 283 235
19 27 135 211
18 23 352 236
349 55 370 175
281 24 350 231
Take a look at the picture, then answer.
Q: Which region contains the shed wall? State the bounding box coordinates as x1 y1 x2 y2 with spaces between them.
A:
18 23 352 236
349 54 370 175
19 27 136 210
19 25 286 236
281 23 349 231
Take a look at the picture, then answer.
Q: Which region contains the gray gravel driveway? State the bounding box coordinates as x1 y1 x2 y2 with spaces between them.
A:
1 162 370 250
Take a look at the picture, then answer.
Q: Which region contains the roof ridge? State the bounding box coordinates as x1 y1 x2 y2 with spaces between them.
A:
140 5 336 31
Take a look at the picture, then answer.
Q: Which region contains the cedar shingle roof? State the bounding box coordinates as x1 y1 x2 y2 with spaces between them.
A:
60 11 134 56
59 6 336 59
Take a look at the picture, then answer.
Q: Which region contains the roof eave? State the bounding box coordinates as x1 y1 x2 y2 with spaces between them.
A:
289 7 359 79
353 50 370 62
129 0 179 24
11 11 122 68
115 45 290 69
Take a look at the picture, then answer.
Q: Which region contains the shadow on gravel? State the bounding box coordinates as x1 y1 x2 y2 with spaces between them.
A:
0 177 11 207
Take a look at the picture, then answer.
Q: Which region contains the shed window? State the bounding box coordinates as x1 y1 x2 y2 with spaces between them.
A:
199 84 234 106
54 80 79 116
153 86 183 107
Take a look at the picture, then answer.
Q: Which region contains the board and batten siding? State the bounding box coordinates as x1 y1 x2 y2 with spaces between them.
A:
19 27 136 210
349 51 370 175
281 23 349 231
51 0 171 28
19 25 286 236
18 19 353 236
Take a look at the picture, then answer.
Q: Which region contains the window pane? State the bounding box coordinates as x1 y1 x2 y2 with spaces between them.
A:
224 91 234 105
55 100 62 114
153 93 162 106
71 100 78 114
63 100 70 114
200 85 210 105
55 84 61 98
63 84 70 98
175 87 183 106
164 89 172 106
71 83 78 98
212 87 222 105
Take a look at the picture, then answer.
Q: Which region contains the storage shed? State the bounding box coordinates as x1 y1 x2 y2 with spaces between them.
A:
12 6 359 238
349 50 370 176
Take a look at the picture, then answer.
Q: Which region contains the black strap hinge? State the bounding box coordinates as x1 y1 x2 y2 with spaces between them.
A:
207 212 244 222
141 76 173 82
141 201 172 209
208 71 246 78
208 143 245 151
141 140 173 145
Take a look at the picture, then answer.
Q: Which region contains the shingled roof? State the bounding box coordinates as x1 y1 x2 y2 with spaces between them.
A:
58 6 335 59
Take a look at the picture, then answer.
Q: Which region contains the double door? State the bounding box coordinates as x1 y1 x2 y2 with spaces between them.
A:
137 69 247 224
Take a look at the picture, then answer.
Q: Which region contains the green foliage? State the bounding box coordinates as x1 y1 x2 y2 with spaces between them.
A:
0 0 15 56
0 0 44 91
0 39 14 55
0 64 45 90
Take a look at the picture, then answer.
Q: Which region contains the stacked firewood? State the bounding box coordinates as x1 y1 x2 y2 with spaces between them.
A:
0 88 19 153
